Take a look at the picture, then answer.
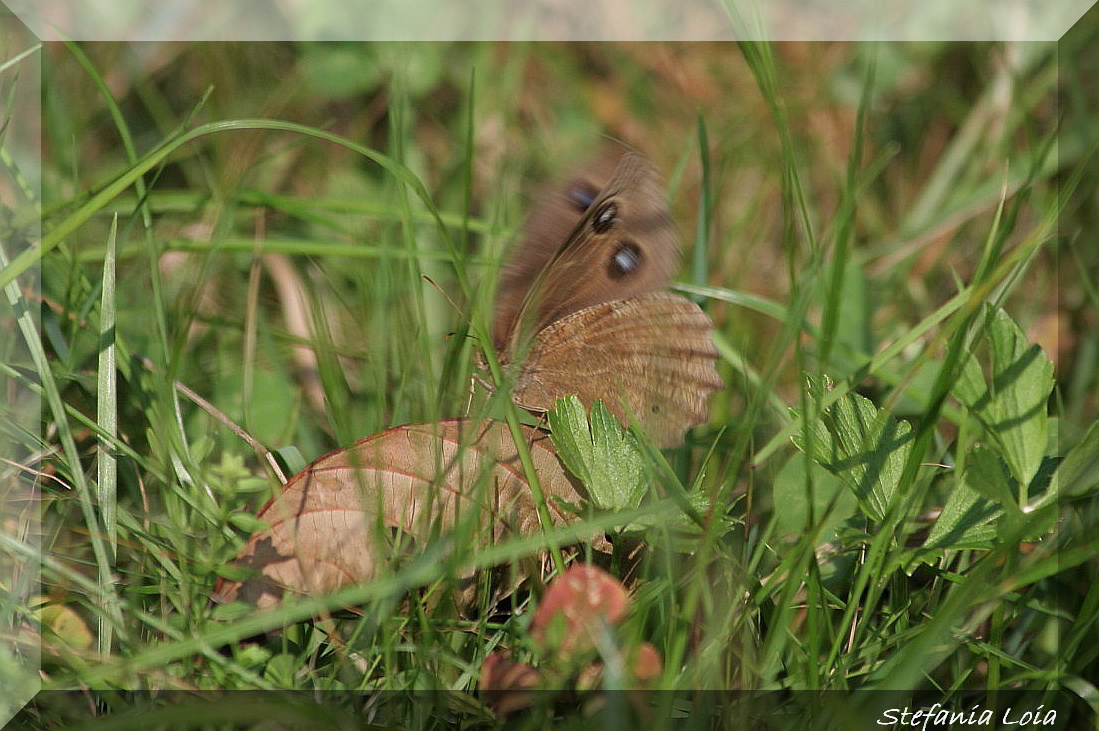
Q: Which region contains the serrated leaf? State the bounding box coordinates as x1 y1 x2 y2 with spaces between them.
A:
953 307 1054 490
997 501 1056 542
264 652 299 685
547 394 597 487
924 441 1057 551
617 487 741 541
924 450 1007 551
234 642 273 668
548 396 647 512
793 376 914 522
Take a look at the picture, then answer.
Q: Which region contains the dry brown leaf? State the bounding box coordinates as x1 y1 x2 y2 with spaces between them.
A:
36 598 94 650
214 419 604 609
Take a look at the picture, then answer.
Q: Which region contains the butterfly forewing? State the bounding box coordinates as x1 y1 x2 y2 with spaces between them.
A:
492 150 624 351
530 154 680 336
499 152 680 359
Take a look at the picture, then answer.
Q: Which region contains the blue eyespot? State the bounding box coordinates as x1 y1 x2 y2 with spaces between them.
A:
567 182 599 212
608 241 642 279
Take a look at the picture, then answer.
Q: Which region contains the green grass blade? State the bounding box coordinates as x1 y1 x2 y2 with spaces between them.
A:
95 215 119 656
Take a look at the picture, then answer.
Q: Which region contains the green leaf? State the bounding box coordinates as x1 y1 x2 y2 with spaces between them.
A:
833 257 874 370
924 447 1008 551
773 453 858 542
924 444 1059 552
547 395 596 486
953 307 1054 491
616 488 741 541
233 642 273 668
211 601 255 623
214 562 257 582
547 396 647 512
793 376 914 522
228 513 270 534
963 445 1017 507
273 445 307 476
1056 419 1099 499
264 653 300 685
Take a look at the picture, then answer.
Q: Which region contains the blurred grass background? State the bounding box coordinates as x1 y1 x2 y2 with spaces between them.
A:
3 23 1099 728
37 40 1097 438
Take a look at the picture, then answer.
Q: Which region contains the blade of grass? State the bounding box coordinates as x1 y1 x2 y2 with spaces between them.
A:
4 119 462 291
95 215 119 657
692 117 712 295
68 500 678 687
0 237 126 647
817 49 874 370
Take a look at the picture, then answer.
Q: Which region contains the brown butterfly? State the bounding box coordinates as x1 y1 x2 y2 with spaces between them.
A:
493 149 722 448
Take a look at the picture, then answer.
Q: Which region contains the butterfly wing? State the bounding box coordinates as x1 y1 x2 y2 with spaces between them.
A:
496 151 680 357
492 149 624 351
513 292 721 448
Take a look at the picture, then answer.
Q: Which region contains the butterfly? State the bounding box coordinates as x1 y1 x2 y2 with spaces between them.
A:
492 149 722 448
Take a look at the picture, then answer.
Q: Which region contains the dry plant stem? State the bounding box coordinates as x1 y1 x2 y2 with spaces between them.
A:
263 252 327 416
503 407 567 575
0 447 54 482
139 356 287 485
243 212 265 429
